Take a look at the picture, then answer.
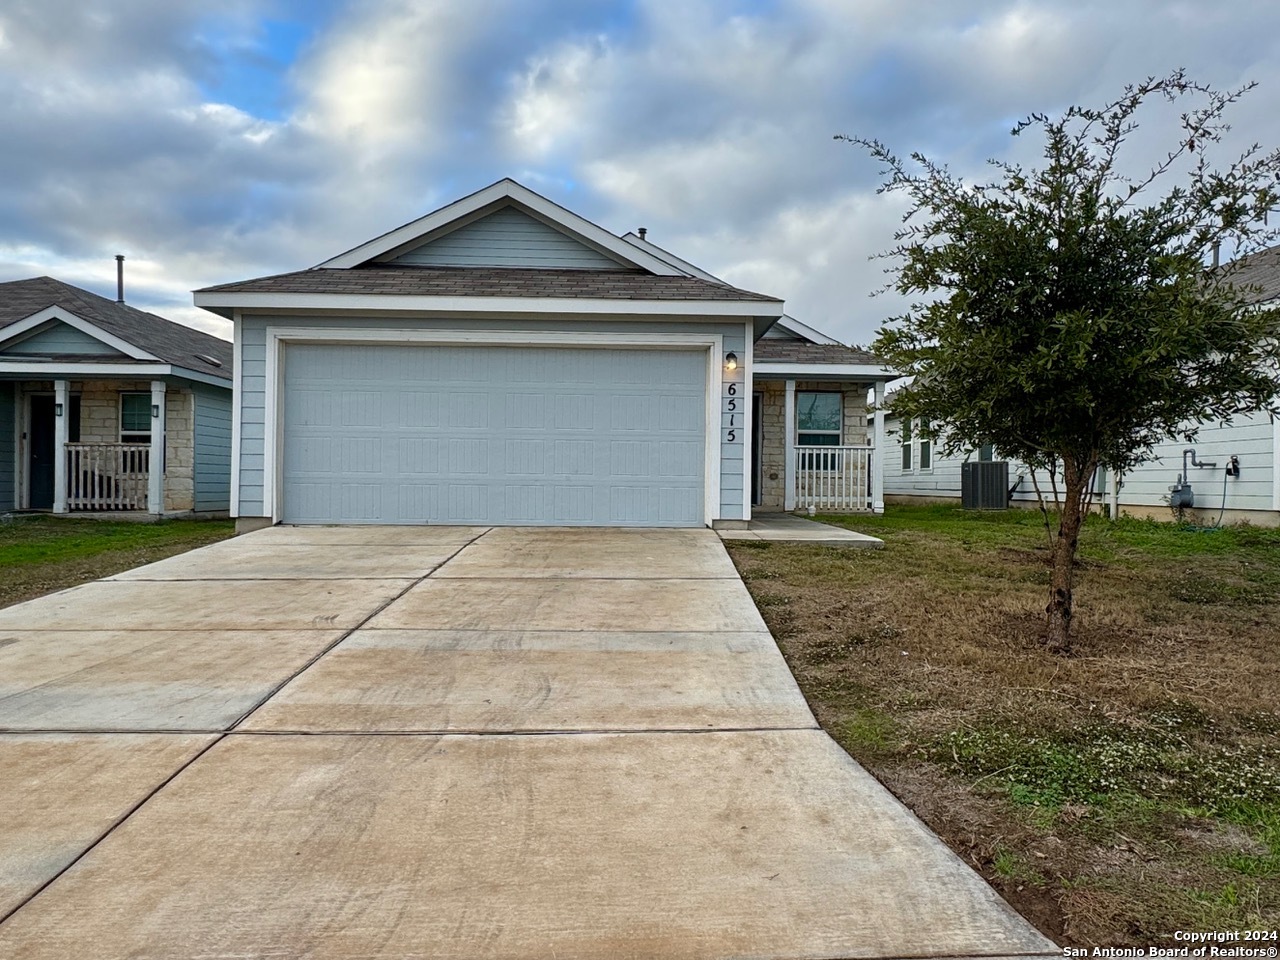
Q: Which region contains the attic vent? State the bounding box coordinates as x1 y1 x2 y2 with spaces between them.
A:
196 354 223 368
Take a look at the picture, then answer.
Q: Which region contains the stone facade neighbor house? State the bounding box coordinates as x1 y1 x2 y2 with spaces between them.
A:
0 277 233 516
194 178 891 530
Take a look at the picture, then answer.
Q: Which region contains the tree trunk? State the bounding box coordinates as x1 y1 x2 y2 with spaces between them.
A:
1045 461 1091 654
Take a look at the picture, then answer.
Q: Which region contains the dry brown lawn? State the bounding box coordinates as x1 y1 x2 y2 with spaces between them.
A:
727 505 1280 948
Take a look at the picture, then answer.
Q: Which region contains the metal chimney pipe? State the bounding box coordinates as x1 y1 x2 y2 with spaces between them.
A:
637 227 647 240
115 255 125 303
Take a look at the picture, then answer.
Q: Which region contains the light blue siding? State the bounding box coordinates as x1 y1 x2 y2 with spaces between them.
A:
193 385 232 511
720 329 746 519
389 206 623 270
0 384 14 510
1106 414 1275 512
281 343 706 526
237 321 268 514
2 321 122 356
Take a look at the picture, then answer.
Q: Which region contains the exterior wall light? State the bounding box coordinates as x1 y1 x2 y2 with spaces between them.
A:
725 351 738 371
151 404 160 418
54 403 63 417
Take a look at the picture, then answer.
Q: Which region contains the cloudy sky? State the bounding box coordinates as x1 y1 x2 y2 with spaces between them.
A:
2 0 1278 346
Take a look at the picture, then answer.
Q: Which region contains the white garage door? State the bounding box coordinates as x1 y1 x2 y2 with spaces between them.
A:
281 343 708 526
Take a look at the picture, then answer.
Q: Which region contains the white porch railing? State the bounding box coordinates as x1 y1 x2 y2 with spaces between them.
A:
794 445 874 512
66 443 150 511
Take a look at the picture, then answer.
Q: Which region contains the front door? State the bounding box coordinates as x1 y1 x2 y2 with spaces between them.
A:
28 395 56 509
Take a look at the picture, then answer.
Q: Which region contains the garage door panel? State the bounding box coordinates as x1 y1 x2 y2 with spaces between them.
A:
553 440 593 476
659 441 703 478
282 344 706 525
397 392 442 428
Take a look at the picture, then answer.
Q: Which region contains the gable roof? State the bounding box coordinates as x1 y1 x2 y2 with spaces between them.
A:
0 277 232 378
317 179 683 275
196 266 776 302
620 231 726 283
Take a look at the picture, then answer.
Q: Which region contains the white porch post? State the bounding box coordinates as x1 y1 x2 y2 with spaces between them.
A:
149 380 166 515
52 380 69 514
783 379 796 511
872 380 886 514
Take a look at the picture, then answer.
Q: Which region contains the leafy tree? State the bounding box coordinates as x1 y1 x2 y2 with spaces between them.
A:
842 71 1280 652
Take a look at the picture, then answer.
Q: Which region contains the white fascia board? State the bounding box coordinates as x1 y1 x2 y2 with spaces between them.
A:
315 179 682 275
0 360 169 377
0 306 159 361
620 233 725 283
194 291 783 319
772 315 840 346
754 361 895 379
0 359 228 388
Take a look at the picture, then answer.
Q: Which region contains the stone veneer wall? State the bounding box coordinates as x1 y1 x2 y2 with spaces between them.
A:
164 389 194 512
73 380 194 512
756 381 870 510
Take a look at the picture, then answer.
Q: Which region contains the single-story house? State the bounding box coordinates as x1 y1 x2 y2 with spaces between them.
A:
0 276 233 516
884 245 1280 526
194 178 893 530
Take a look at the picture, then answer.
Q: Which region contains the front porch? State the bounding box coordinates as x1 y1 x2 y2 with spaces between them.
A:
2 378 193 516
751 376 887 515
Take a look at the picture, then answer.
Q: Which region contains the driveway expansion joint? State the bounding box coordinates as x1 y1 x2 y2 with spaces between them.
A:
226 532 486 732
0 733 225 928
224 724 825 737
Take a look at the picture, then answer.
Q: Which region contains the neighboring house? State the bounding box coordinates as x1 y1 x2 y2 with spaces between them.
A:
0 277 234 517
884 245 1280 525
194 178 893 530
885 410 1280 526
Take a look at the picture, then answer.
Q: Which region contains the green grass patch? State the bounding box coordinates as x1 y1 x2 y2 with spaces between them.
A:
0 515 235 609
835 707 904 759
0 516 231 566
938 718 1280 814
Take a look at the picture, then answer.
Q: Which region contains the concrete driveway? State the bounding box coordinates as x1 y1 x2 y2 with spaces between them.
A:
0 525 1056 960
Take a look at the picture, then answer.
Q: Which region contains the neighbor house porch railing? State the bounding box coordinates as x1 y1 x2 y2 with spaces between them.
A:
794 445 874 512
66 443 150 511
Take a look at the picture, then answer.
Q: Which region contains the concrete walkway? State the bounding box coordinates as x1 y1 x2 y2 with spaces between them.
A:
0 526 1055 959
719 513 884 547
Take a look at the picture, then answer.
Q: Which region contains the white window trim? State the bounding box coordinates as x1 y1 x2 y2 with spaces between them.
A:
119 392 152 444
899 417 934 474
795 389 843 446
259 327 725 527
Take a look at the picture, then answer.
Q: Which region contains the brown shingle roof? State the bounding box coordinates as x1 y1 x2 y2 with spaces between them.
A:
196 266 780 302
754 339 885 365
0 277 231 378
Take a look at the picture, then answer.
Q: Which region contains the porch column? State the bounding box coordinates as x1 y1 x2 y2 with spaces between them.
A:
872 380 886 514
783 379 796 511
52 380 69 514
149 380 166 515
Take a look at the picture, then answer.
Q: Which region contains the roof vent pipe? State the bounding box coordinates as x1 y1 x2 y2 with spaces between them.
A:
1212 242 1221 269
637 227 647 241
115 255 125 303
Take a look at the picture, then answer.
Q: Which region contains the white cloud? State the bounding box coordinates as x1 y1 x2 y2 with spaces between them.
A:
4 0 1280 349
